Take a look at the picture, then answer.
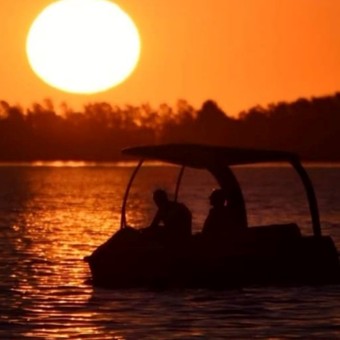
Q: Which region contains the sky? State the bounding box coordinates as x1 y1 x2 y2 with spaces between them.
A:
1 0 340 117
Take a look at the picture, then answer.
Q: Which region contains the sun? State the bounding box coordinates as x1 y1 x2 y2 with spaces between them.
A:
26 0 141 94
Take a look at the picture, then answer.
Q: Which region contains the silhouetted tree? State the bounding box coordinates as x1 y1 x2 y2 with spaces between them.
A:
0 93 340 161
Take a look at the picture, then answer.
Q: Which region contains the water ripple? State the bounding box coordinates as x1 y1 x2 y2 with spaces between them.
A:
1 166 340 338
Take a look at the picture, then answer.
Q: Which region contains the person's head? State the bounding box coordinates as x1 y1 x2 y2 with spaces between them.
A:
209 188 227 207
153 189 169 207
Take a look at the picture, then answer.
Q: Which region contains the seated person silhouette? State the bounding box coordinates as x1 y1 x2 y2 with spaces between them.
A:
202 188 240 239
142 189 192 245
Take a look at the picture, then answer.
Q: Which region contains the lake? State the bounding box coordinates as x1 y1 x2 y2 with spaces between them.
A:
1 163 340 339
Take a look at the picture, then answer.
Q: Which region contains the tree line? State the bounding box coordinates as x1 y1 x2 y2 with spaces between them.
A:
0 93 340 161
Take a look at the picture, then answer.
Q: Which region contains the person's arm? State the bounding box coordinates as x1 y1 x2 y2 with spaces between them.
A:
202 209 213 234
149 209 162 228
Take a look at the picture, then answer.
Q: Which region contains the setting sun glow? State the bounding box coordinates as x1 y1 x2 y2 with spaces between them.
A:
26 0 141 94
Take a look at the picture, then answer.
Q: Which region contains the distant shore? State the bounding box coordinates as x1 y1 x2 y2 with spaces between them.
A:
1 93 340 162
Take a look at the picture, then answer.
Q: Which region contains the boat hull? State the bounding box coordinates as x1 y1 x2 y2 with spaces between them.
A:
85 227 340 289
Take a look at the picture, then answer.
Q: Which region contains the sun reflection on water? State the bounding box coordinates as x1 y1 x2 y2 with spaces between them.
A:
1 164 340 338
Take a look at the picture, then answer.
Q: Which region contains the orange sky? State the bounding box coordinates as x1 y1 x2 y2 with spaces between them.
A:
1 0 340 116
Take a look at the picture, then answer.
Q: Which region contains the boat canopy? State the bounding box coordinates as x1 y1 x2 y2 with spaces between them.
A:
122 143 299 168
122 143 321 237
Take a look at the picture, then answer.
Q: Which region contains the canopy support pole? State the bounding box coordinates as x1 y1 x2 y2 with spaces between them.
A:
174 165 185 202
120 159 144 229
291 159 321 237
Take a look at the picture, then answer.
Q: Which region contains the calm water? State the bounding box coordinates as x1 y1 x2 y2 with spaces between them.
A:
1 163 340 339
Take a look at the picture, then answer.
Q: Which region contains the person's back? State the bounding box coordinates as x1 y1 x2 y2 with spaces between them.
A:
202 205 229 237
146 189 192 245
202 188 240 239
162 200 192 243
